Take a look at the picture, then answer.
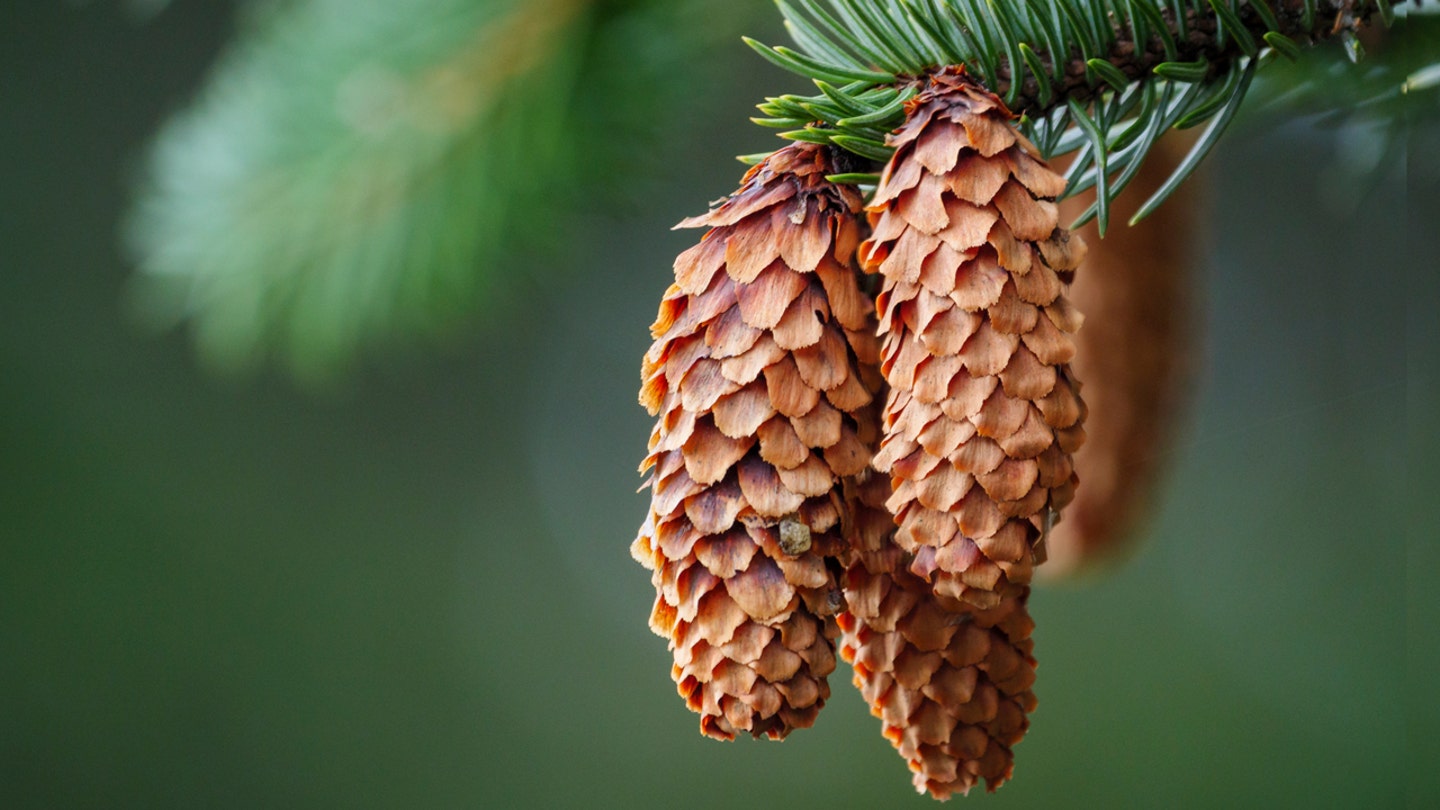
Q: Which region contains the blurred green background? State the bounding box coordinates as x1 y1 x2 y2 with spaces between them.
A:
2 2 1435 808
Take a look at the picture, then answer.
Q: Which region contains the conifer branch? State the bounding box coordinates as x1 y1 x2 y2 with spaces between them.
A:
745 0 1399 231
994 0 1371 118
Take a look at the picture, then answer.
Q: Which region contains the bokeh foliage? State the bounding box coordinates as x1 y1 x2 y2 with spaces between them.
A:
125 0 760 382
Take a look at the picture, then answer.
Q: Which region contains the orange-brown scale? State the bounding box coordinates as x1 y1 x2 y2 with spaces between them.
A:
633 143 882 740
839 467 1037 798
859 67 1088 609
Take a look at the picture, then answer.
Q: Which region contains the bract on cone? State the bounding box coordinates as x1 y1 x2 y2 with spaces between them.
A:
633 143 882 740
860 67 1088 609
841 465 1037 798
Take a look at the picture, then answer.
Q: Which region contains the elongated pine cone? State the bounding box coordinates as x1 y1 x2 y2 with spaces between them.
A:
632 143 882 740
860 68 1088 609
1044 135 1197 576
841 461 1037 798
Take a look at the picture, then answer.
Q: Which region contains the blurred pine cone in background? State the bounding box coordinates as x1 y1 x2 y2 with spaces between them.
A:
1041 135 1199 578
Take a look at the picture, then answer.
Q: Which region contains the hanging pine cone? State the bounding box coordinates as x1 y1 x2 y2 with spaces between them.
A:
1043 135 1198 576
632 143 882 740
860 67 1088 609
840 461 1037 798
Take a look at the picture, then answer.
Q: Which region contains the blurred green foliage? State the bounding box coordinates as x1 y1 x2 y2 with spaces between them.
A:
1248 9 1440 163
125 0 762 383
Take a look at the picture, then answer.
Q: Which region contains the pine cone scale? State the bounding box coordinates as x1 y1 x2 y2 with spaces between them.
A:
858 68 1087 609
635 143 881 741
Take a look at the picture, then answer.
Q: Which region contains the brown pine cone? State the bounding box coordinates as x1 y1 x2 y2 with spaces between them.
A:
840 467 1038 798
859 67 1088 608
632 143 881 740
1043 134 1198 577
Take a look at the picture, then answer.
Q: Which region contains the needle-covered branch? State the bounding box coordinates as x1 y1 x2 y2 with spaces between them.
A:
745 0 1389 230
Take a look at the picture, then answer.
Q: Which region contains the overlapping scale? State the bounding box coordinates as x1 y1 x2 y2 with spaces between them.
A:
840 466 1037 798
634 143 881 740
860 67 1089 609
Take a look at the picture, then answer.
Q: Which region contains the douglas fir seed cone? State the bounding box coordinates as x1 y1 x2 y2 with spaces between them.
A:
632 143 883 740
841 458 1038 798
859 67 1088 609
